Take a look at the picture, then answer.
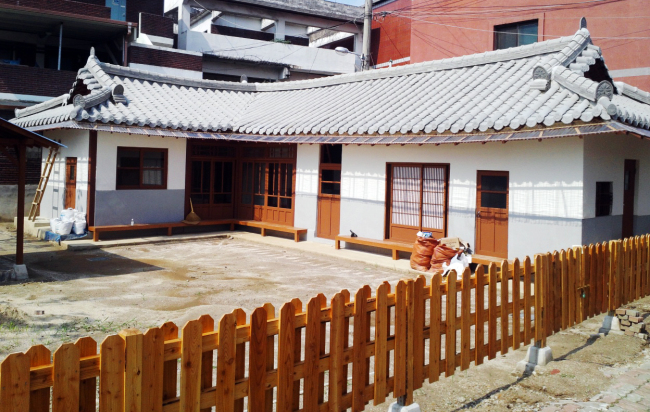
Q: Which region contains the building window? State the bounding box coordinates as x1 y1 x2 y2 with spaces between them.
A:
494 20 538 50
387 164 448 242
595 182 613 217
116 147 167 190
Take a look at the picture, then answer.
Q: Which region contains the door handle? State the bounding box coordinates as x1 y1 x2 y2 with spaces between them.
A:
476 211 481 218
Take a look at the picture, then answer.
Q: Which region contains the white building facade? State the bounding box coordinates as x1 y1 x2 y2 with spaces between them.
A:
13 25 650 260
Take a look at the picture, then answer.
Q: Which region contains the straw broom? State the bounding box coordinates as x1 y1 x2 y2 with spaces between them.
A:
182 199 201 225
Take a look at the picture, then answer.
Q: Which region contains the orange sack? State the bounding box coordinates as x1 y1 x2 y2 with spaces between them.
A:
428 243 459 272
410 237 439 272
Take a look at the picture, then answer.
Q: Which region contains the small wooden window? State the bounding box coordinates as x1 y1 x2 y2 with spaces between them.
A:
116 147 167 190
595 181 613 217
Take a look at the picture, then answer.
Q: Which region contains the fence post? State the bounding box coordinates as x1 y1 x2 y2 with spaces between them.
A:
120 329 143 412
0 353 30 412
534 254 544 347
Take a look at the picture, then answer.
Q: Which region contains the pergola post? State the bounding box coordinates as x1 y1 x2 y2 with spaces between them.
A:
16 144 26 266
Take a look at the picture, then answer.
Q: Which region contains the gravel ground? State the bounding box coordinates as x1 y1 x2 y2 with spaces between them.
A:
1 224 649 411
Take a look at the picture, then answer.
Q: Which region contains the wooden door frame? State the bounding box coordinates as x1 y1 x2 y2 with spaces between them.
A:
384 162 449 241
475 170 509 259
622 159 637 238
65 157 77 209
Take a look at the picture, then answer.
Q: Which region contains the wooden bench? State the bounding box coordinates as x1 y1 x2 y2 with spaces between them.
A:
335 235 413 260
235 220 307 242
334 236 513 267
89 219 307 242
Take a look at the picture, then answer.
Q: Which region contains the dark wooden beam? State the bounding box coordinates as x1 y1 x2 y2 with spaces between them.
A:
87 131 97 227
16 144 25 265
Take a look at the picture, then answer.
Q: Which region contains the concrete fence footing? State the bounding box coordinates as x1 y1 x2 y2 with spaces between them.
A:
514 345 554 375
599 311 623 335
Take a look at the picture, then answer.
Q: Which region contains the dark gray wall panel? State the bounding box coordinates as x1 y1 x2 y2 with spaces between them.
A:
95 189 185 226
582 215 622 245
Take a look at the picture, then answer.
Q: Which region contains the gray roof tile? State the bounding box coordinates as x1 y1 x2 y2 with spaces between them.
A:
11 27 650 136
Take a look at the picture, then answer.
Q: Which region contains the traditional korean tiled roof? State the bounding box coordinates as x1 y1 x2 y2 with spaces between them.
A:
11 25 650 141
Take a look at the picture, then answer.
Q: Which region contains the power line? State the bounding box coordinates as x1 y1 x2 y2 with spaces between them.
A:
381 12 650 40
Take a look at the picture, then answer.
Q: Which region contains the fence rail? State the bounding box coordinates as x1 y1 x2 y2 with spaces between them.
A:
0 235 648 412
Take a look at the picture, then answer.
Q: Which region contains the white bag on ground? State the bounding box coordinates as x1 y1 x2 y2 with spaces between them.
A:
60 208 75 222
50 218 61 233
74 211 86 222
441 252 471 277
73 220 87 235
56 221 74 235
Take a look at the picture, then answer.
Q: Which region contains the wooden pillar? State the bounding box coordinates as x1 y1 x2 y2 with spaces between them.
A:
16 144 25 265
87 131 97 227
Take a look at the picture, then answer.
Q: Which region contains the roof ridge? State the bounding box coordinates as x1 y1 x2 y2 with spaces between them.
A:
615 81 650 105
14 94 69 119
98 30 580 94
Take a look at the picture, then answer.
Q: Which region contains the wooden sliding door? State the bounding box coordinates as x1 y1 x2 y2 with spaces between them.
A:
387 163 448 243
188 145 235 220
237 146 296 225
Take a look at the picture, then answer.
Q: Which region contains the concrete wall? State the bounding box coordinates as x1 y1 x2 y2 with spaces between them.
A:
300 137 586 260
0 185 37 222
186 31 357 75
41 129 90 219
582 133 650 244
94 132 186 226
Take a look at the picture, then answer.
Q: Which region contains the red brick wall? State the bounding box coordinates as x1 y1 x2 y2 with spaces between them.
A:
0 147 42 185
0 64 77 97
409 0 650 91
128 46 202 72
140 12 174 38
371 0 411 67
0 0 111 19
127 0 163 24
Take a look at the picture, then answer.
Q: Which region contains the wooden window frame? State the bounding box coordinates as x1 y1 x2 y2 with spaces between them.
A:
116 147 168 190
385 162 450 241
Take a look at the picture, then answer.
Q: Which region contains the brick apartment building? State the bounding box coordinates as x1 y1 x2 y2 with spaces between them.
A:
371 0 650 91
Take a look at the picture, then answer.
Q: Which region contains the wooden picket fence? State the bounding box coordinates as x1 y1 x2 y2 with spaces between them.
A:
0 235 648 412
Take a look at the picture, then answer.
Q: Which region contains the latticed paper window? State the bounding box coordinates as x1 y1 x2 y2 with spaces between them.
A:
391 165 447 231
422 166 445 230
391 166 421 227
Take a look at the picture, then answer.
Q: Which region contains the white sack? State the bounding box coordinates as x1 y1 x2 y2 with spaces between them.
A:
60 208 75 222
56 221 74 235
50 218 61 233
73 220 87 235
442 253 470 277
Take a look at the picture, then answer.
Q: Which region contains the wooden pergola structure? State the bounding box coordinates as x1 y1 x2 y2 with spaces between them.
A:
0 118 63 267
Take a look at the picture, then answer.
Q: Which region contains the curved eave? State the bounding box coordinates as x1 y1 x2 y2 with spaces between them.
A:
22 120 650 145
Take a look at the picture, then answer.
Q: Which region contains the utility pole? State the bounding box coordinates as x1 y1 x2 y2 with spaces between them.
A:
362 0 372 70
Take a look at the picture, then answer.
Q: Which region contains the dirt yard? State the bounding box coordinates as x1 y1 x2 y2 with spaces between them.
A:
1 224 649 411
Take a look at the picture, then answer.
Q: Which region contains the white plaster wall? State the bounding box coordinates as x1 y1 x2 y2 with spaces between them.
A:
336 137 585 260
294 144 320 240
583 133 650 218
215 15 263 31
41 129 90 219
96 132 186 191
